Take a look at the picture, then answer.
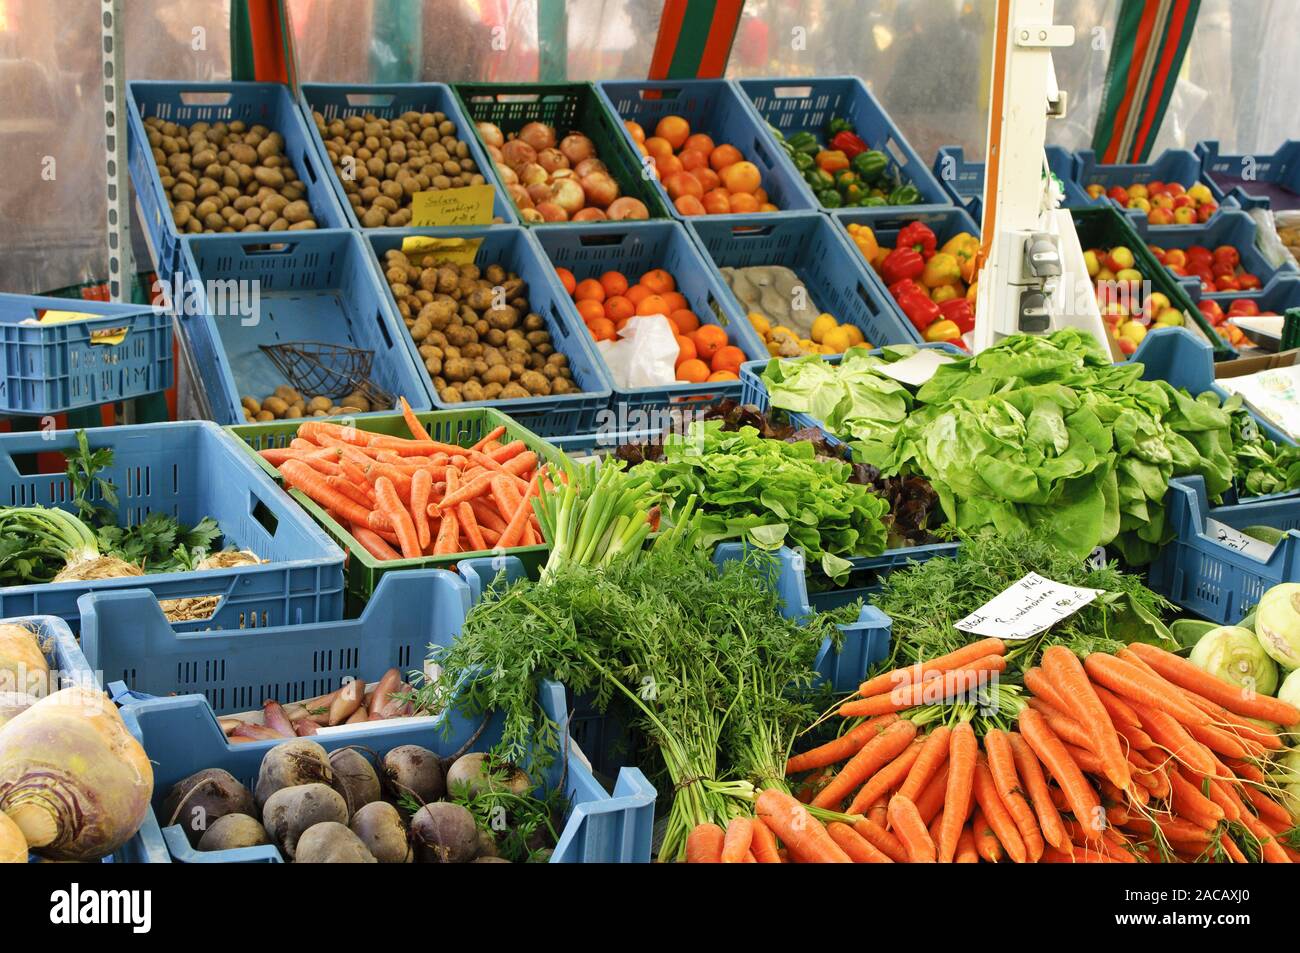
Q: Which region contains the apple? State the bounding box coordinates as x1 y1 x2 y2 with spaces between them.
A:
1107 246 1136 271
1083 249 1100 277
1121 319 1151 344
1167 264 1187 277
1096 268 1117 283
1238 273 1262 290
1116 268 1144 283
1164 249 1187 268
1147 292 1171 315
1173 206 1197 225
1148 181 1167 196
1086 183 1105 199
1186 246 1213 268
1215 274 1240 292
1229 298 1261 317
1213 245 1241 269
1148 207 1176 226
1152 194 1176 210
1197 203 1217 223
1129 184 1149 200
1198 300 1225 326
1165 182 1187 198
1188 183 1213 204
1129 197 1152 213
1154 312 1184 328
1117 336 1138 356
1173 194 1194 210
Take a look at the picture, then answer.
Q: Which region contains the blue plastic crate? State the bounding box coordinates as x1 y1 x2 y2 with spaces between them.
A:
688 212 923 354
739 76 950 210
175 228 433 426
596 78 815 220
1133 208 1298 301
1074 147 1230 228
531 220 758 413
126 81 349 278
297 83 516 227
1148 474 1300 624
0 421 344 631
932 145 1093 219
1197 140 1300 211
363 227 611 437
0 294 173 416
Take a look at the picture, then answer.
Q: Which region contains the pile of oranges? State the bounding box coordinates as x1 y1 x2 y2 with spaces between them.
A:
556 265 746 384
624 116 778 217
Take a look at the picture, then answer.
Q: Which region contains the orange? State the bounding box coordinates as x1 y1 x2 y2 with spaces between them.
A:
760 203 779 212
604 295 635 322
625 283 653 306
754 187 769 205
644 136 674 160
665 172 703 201
640 268 675 294
702 190 731 215
615 316 633 332
574 278 606 302
709 144 744 171
576 298 606 323
679 149 709 172
727 192 760 214
635 294 670 317
599 270 629 297
691 324 728 361
624 120 646 143
665 316 681 335
555 267 577 296
654 115 691 150
707 370 739 382
720 161 762 194
710 345 746 374
675 358 711 383
669 308 700 334
661 291 688 313
587 317 617 342
690 167 721 193
684 133 716 156
654 154 683 179
674 335 697 366
674 195 705 217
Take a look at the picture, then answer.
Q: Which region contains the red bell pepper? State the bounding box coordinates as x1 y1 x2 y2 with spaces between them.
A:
829 130 869 159
937 297 975 335
881 246 925 287
897 290 941 335
889 278 924 300
897 222 938 260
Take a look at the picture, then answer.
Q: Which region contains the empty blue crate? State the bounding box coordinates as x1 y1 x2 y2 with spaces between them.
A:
0 421 343 631
107 568 656 864
1149 475 1300 624
1197 140 1300 211
0 293 173 415
1074 147 1230 228
531 220 759 413
689 212 922 352
932 145 1092 219
127 81 349 278
364 226 611 437
176 228 432 426
597 78 814 220
740 76 949 210
298 82 516 227
1132 209 1297 301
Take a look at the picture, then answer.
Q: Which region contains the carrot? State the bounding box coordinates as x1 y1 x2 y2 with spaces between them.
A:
1007 731 1070 854
898 725 951 802
374 476 421 559
826 822 892 863
280 460 374 527
867 798 888 830
501 450 538 476
720 817 754 863
955 826 979 863
433 498 460 556
1127 700 1219 777
1042 645 1130 792
1084 652 1210 727
489 475 521 526
398 397 432 442
436 472 497 511
1126 641 1300 726
844 736 923 815
685 823 725 863
1027 698 1097 751
1063 741 1107 776
984 730 1045 862
1114 720 1156 753
937 722 978 863
914 763 951 827
350 525 401 561
787 714 901 774
497 474 540 549
1168 769 1225 828
887 795 937 863
755 788 851 863
1024 666 1072 713
1090 682 1142 728
811 719 918 810
457 500 487 552
328 475 375 509
856 638 1006 697
749 817 782 864
971 806 1004 862
1185 719 1256 761
851 818 908 863
472 425 508 453
1206 777 1241 822
1018 708 1103 837
297 420 374 447
1230 799 1291 863
1243 783 1291 829
837 659 1006 717
972 756 1027 863
259 447 342 472
1184 692 1284 752
410 469 433 550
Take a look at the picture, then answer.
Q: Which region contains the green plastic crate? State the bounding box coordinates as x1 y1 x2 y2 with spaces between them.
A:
226 408 563 608
451 81 671 225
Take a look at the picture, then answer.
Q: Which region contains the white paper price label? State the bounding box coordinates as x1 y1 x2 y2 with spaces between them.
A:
954 572 1102 641
873 349 957 387
1204 519 1279 561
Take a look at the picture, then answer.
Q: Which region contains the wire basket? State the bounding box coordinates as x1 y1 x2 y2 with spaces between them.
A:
258 341 394 410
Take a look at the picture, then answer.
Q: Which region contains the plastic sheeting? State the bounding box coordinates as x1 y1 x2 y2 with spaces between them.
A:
0 0 1296 295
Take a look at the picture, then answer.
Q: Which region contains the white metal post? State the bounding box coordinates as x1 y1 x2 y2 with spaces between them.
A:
101 0 135 305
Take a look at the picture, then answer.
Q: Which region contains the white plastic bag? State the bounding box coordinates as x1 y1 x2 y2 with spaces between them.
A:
596 315 681 389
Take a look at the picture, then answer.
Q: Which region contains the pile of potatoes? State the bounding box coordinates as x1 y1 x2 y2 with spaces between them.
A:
240 384 382 422
313 110 496 229
143 116 319 234
382 249 577 404
163 741 548 863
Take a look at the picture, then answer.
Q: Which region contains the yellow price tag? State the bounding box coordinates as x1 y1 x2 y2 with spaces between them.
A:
409 184 497 227
399 236 485 267
37 310 128 345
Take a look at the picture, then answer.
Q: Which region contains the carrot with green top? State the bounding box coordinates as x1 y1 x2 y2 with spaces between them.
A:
1018 708 1102 836
749 817 782 864
1126 641 1300 726
810 719 918 810
837 658 1006 717
937 721 977 863
971 805 1003 862
856 638 1006 697
720 817 754 863
755 788 851 863
914 763 951 826
826 822 892 863
984 729 1044 862
685 823 724 863
844 736 923 815
887 795 936 863
1085 652 1210 727
1043 646 1130 792
786 714 900 775
973 756 1027 863
955 826 979 863
851 817 908 863
897 725 951 802
1007 731 1069 854
1127 700 1219 776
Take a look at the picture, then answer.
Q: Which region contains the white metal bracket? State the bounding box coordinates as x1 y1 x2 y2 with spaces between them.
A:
1013 24 1074 47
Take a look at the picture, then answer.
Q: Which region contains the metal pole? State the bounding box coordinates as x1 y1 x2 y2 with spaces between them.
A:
100 0 134 306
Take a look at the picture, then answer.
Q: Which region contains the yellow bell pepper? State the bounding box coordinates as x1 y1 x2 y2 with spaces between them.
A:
848 225 879 263
931 284 960 305
921 252 962 289
966 280 979 307
872 246 890 273
922 319 962 343
942 232 980 283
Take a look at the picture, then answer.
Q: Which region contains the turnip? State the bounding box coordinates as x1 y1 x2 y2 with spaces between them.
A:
254 738 333 810
382 744 445 804
409 802 479 863
0 623 49 697
0 810 27 863
0 687 152 861
197 813 271 852
329 747 381 816
261 783 348 859
163 767 257 846
294 822 376 864
350 800 410 863
0 692 36 729
445 752 533 799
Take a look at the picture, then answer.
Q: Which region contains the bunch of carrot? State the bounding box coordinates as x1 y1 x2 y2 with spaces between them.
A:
687 637 1300 863
258 399 545 561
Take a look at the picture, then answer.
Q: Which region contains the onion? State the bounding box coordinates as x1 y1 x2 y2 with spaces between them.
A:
507 184 535 210
550 177 586 215
580 171 620 209
536 147 570 175
574 157 608 178
572 207 608 221
520 208 545 223
486 144 504 163
495 164 519 186
549 167 575 181
535 202 569 223
525 182 552 205
476 121 505 149
607 197 650 221
501 139 537 170
519 121 556 152
560 133 596 165
518 162 549 187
